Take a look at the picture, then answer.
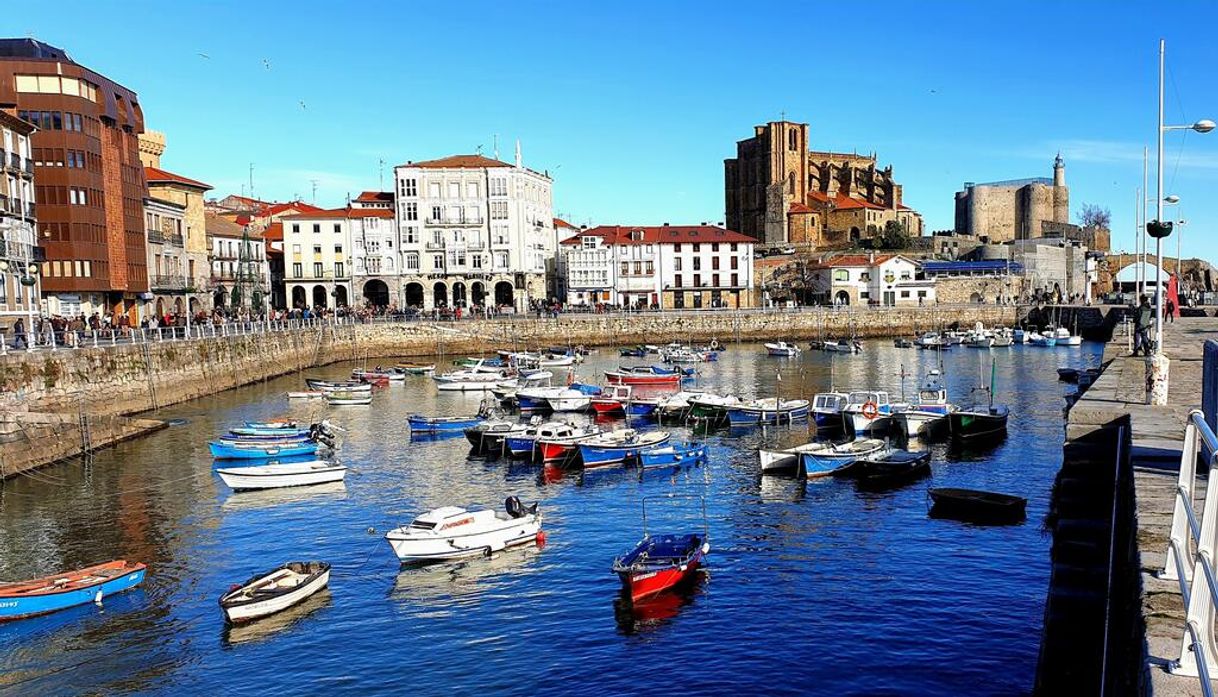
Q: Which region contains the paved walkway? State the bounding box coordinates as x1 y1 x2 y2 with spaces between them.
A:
1079 317 1215 695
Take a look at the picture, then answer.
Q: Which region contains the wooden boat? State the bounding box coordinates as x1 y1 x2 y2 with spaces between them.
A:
464 421 531 453
504 421 597 460
287 391 325 400
305 378 370 392
353 369 405 383
725 398 810 425
408 414 484 434
639 442 707 469
758 441 836 474
811 392 849 430
853 450 932 491
928 488 1027 524
577 429 671 468
228 426 313 438
536 425 603 465
686 394 743 423
209 440 320 459
434 365 513 392
0 560 147 621
219 561 330 624
216 461 347 491
604 365 689 386
948 405 1009 442
914 332 948 349
396 362 436 375
655 391 714 421
612 496 708 603
384 497 542 562
764 341 801 357
326 390 373 406
591 384 632 414
759 438 886 476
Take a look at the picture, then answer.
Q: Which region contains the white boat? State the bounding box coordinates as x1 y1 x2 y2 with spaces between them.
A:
759 441 838 473
546 389 594 413
219 561 330 624
914 332 947 349
842 390 897 435
991 329 1014 348
326 390 373 405
965 335 994 349
891 370 954 438
655 391 714 420
490 371 553 403
764 341 802 357
287 391 325 400
216 460 348 491
384 497 542 562
822 339 861 354
435 369 510 392
811 392 849 430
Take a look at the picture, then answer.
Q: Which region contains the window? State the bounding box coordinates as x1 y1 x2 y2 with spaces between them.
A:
401 178 417 197
645 261 653 274
491 201 508 220
712 257 720 270
292 224 300 233
731 257 738 270
334 223 341 233
900 290 911 298
833 269 849 282
467 182 479 197
731 243 738 251
448 182 460 198
312 223 321 233
620 262 629 275
633 262 642 275
433 255 444 269
860 272 871 282
673 243 682 252
404 226 418 243
674 257 682 271
731 273 739 287
694 274 702 287
674 274 683 288
334 244 343 254
313 245 322 255
405 253 419 270
429 182 442 197
693 257 701 271
712 243 719 252
313 262 323 277
490 178 507 196
431 205 442 222
335 262 344 278
860 291 870 299
292 262 302 277
405 203 418 221
472 255 483 269
692 243 701 252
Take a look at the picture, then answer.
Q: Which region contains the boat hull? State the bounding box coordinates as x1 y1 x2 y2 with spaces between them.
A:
928 488 1027 524
209 442 320 459
949 409 1009 443
220 564 330 624
0 561 147 621
892 408 949 438
579 434 672 468
386 516 542 562
216 464 347 491
614 539 709 603
639 443 707 469
408 416 483 434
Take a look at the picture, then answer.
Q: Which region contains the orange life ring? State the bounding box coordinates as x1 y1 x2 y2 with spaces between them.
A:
861 401 879 420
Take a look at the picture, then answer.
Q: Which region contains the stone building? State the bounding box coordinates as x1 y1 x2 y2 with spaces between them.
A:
724 120 923 248
0 107 39 331
142 196 187 319
142 160 213 312
805 253 931 307
954 155 1069 242
1 38 150 322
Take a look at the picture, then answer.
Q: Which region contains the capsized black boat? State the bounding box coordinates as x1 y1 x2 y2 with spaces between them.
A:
928 488 1026 524
853 450 931 491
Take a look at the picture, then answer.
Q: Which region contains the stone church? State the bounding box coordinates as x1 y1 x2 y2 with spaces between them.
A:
724 120 923 248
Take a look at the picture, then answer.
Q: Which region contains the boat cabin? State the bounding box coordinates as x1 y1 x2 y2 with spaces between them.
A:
812 392 848 412
408 506 475 533
846 391 890 407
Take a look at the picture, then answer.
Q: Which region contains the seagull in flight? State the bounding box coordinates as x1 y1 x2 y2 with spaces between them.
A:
197 52 210 59
299 101 307 110
262 59 272 70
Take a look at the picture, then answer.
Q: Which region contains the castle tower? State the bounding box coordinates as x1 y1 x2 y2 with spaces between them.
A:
1053 152 1065 187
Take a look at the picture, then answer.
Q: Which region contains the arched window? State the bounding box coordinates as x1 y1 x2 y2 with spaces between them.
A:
788 172 796 195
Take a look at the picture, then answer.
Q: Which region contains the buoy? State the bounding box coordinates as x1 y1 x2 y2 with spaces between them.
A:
861 401 879 420
94 589 104 605
535 531 547 547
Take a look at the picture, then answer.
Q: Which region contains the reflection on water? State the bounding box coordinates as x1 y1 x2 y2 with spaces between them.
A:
0 340 1102 697
613 571 707 636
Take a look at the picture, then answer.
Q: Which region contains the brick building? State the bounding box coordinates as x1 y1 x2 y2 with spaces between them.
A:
724 120 923 248
0 39 149 321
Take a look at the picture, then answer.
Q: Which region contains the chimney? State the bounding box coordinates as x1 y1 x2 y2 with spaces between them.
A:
663 222 669 227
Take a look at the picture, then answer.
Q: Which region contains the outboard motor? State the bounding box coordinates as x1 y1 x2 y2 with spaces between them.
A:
505 496 528 519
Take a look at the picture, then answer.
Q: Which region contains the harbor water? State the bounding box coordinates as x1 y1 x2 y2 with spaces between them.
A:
0 340 1103 696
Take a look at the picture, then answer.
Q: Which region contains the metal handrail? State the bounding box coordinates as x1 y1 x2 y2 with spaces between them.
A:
1160 409 1218 690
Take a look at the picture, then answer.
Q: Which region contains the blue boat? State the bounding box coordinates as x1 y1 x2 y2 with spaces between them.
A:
0 560 147 621
725 398 811 425
229 427 312 438
218 433 313 445
624 400 661 417
242 420 299 430
578 429 671 468
209 441 320 459
801 438 888 478
639 442 708 469
408 414 484 434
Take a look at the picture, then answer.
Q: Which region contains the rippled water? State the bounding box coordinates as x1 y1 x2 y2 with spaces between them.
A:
0 340 1103 696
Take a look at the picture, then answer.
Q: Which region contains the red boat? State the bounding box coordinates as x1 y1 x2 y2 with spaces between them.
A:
612 495 709 602
535 426 599 465
590 384 633 414
604 366 684 387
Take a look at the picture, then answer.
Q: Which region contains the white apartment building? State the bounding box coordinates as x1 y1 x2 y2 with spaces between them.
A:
394 150 553 312
807 253 933 307
279 209 352 309
205 212 271 311
0 110 39 331
560 225 756 309
348 208 397 307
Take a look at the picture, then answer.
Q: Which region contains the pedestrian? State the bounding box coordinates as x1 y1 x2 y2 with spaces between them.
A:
1166 298 1176 323
12 317 26 349
1132 295 1153 356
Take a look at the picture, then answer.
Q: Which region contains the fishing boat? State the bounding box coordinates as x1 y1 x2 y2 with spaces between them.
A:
891 370 954 438
504 421 596 460
326 390 373 406
0 560 147 621
842 391 897 435
928 488 1027 524
854 450 932 491
464 420 532 454
811 392 849 430
950 358 1009 443
287 391 325 400
305 378 371 392
686 393 744 424
536 425 603 465
218 432 314 446
209 440 321 459
604 365 688 386
822 339 862 354
546 386 602 413
219 561 331 624
654 391 714 422
408 414 485 434
591 384 633 414
620 346 648 358
384 497 542 562
612 496 708 603
764 341 802 357
725 398 810 425
577 429 671 468
216 460 348 491
1012 328 1028 344
396 362 436 375
639 442 708 470
1027 332 1056 347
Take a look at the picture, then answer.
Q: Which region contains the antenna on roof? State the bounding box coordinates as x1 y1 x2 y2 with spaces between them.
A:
378 158 385 192
310 179 319 204
493 134 499 161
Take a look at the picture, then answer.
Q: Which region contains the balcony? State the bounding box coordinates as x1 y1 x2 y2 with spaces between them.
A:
8 152 17 170
211 272 270 285
148 230 185 247
22 159 33 176
424 241 445 251
149 275 189 292
426 215 484 226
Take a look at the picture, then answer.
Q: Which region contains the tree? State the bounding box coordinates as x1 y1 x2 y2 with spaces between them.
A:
1078 203 1111 229
877 220 910 249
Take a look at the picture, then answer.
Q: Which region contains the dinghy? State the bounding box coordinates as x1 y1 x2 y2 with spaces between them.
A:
385 497 542 562
853 450 932 491
577 429 671 468
612 495 708 602
408 414 485 434
0 560 147 621
639 442 708 470
216 461 348 491
219 561 330 624
928 488 1027 524
209 440 321 459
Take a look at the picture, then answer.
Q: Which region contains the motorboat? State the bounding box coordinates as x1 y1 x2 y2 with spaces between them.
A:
811 392 849 430
577 429 671 468
464 420 532 454
965 334 994 349
536 425 603 465
209 440 321 459
216 460 347 491
842 391 897 435
991 328 1014 347
853 450 932 491
663 347 716 363
948 405 1009 443
764 341 802 357
408 414 485 434
0 560 147 621
725 398 810 426
503 421 595 460
612 495 708 603
219 561 330 624
434 365 513 392
928 488 1027 524
639 442 708 470
591 384 632 415
891 370 954 438
822 339 862 354
384 497 542 562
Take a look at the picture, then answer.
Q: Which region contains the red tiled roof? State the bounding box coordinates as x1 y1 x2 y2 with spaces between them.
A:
355 191 394 203
576 225 755 246
804 191 890 210
788 201 813 214
262 201 323 216
280 206 393 221
553 217 578 229
144 166 213 191
806 254 906 270
404 154 513 169
262 222 283 241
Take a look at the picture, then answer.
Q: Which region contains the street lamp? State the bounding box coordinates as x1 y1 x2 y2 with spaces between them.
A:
1149 38 1213 404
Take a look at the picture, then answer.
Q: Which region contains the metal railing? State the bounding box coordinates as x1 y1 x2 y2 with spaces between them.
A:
149 275 188 291
148 231 185 247
0 316 354 354
1161 409 1218 692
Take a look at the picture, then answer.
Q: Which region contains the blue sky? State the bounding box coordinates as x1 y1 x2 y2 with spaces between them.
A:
11 1 1218 259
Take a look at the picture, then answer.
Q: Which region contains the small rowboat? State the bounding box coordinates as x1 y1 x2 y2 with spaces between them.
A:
209 441 320 459
396 362 436 375
639 442 707 469
604 366 687 386
216 460 348 491
853 450 932 491
578 429 671 468
612 495 709 602
384 497 542 562
228 427 313 438
928 488 1027 524
244 420 299 430
219 561 330 624
353 369 404 383
408 414 484 434
326 390 373 406
305 378 369 391
287 391 325 400
0 560 147 621
465 421 531 453
725 398 810 426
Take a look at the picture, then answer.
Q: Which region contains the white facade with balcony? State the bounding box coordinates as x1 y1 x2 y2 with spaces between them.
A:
142 197 188 319
1 111 39 330
208 224 270 312
394 152 553 312
349 209 398 308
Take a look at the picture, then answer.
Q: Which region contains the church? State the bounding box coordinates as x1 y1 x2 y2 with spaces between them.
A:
724 120 924 248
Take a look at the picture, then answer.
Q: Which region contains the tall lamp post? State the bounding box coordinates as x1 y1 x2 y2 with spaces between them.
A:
1149 38 1214 404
